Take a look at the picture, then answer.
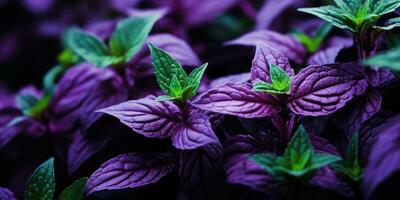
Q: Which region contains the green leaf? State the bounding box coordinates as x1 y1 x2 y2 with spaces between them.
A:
364 47 400 71
292 23 332 53
184 63 208 99
333 133 363 181
64 28 122 67
251 153 282 180
109 14 160 62
298 6 355 32
24 158 55 200
43 65 67 94
155 95 180 102
252 64 291 94
149 43 187 95
311 154 342 170
334 0 361 12
58 177 88 200
58 49 80 67
24 94 52 118
364 0 400 16
17 93 38 111
283 125 313 159
374 17 400 31
169 75 183 98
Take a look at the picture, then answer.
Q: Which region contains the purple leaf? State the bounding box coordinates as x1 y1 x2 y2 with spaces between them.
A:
288 63 368 116
85 152 176 195
255 0 293 30
310 134 340 156
0 109 21 148
0 187 16 200
48 63 128 133
335 89 382 136
309 167 353 197
251 43 294 82
171 112 219 150
308 46 343 66
227 30 306 64
179 144 224 199
208 73 251 89
67 129 113 175
363 116 400 197
99 96 182 139
366 68 396 88
224 135 281 193
193 83 280 118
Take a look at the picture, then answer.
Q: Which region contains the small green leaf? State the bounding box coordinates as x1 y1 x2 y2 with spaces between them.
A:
110 14 160 62
292 23 332 53
24 94 52 118
364 47 400 71
64 28 122 67
298 6 354 32
311 154 342 170
155 95 180 102
333 133 363 181
17 93 38 111
251 153 282 180
58 177 88 200
334 0 361 12
374 17 400 31
24 158 55 200
149 43 187 95
184 63 208 99
284 125 313 159
169 75 183 98
58 49 80 67
253 81 279 93
269 64 291 91
43 65 67 94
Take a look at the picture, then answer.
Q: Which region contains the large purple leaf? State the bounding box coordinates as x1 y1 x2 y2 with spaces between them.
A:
47 63 104 133
309 167 353 197
0 187 16 200
226 30 306 64
99 96 182 139
255 0 293 30
193 83 280 118
171 112 219 150
179 144 224 200
67 128 113 175
224 135 281 193
363 116 400 197
288 63 368 116
180 0 241 26
208 73 251 89
251 43 294 82
308 46 344 66
85 152 176 195
335 89 382 136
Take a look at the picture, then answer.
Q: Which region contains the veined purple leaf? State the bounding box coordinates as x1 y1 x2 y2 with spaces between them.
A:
208 73 251 89
179 144 224 199
0 187 16 200
99 96 182 139
226 30 306 64
224 135 281 193
363 117 400 197
335 89 382 136
366 68 396 88
48 63 104 133
288 63 368 116
172 112 219 150
85 152 176 195
251 43 294 82
193 83 280 118
48 63 128 133
67 129 113 175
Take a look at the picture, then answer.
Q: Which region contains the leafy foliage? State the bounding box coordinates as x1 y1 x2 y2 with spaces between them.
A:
24 158 55 200
251 126 341 181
